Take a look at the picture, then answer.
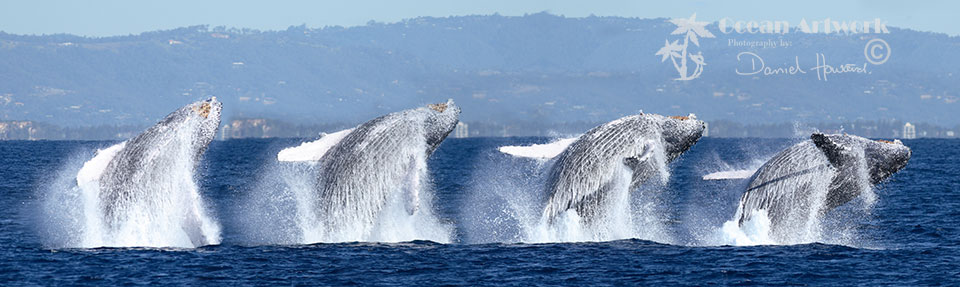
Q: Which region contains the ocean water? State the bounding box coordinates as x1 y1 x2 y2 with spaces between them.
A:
1 137 958 285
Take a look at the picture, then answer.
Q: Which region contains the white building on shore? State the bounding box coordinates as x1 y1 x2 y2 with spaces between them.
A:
902 122 916 139
454 122 469 138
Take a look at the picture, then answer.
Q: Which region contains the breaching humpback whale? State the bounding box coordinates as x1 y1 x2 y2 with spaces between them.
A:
89 98 222 246
279 100 459 237
538 113 705 223
735 133 911 238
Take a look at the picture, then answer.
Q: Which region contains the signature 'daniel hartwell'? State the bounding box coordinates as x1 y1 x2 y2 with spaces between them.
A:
734 39 889 81
656 13 715 81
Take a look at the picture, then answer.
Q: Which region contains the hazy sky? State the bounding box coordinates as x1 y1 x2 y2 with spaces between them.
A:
1 0 957 37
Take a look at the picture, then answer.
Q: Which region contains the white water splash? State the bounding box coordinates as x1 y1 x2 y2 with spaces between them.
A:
40 118 221 248
464 137 674 244
525 165 637 242
303 149 451 243
718 210 775 246
714 142 877 246
244 129 452 244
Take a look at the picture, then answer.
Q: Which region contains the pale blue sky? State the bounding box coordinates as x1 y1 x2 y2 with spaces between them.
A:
0 0 956 37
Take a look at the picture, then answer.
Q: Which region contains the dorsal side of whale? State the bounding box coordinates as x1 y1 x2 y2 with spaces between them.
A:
97 98 222 228
312 100 460 234
541 113 704 223
735 133 911 234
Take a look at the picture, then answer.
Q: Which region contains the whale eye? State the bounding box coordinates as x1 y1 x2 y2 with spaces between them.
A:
427 103 447 113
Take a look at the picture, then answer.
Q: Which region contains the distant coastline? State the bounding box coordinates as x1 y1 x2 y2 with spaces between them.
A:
2 118 955 140
1 14 957 131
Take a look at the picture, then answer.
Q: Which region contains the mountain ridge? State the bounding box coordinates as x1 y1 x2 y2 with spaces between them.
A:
1 13 956 128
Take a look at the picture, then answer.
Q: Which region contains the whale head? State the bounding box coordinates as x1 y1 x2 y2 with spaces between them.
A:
811 133 911 184
96 97 222 232
659 114 706 161
169 97 222 159
423 99 460 154
189 97 222 143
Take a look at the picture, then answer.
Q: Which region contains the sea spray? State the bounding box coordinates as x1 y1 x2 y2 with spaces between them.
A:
243 101 458 244
465 114 703 244
39 142 220 248
242 140 455 244
38 149 99 248
715 136 889 246
39 99 222 248
235 159 315 245
463 136 676 244
459 150 545 243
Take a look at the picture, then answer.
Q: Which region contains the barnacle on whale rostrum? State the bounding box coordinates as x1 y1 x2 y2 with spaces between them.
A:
194 102 212 118
428 102 447 113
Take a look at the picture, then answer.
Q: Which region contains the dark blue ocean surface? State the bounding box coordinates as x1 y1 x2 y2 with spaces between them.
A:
1 138 958 285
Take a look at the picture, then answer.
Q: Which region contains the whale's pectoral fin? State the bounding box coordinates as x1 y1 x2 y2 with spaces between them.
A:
277 128 355 162
181 204 208 247
811 133 847 168
498 137 579 159
702 169 758 180
624 141 655 169
402 156 421 215
823 165 865 211
623 141 655 185
623 157 642 170
573 186 609 224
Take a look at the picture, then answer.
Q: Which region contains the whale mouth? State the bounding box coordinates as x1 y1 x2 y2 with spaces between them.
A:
427 102 448 113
